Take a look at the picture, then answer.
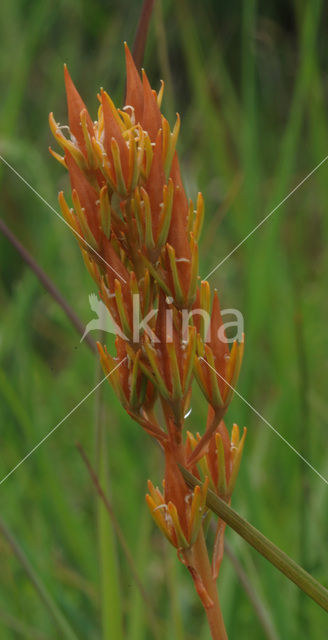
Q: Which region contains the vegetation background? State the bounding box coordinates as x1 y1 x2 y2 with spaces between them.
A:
0 0 327 638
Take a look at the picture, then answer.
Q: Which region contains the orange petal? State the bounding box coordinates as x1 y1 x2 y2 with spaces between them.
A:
64 65 93 157
212 518 227 579
124 43 144 123
144 130 166 239
101 90 129 181
164 443 189 536
155 291 172 391
141 69 162 141
208 291 229 393
167 154 190 250
102 241 130 291
167 154 191 294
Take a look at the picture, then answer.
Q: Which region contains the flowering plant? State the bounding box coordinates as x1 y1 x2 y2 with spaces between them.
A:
50 44 245 639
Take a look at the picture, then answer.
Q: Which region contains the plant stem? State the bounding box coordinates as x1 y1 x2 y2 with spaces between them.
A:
180 466 328 613
192 528 227 640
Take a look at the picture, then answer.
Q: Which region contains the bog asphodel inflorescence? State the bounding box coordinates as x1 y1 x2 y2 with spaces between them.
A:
50 43 245 611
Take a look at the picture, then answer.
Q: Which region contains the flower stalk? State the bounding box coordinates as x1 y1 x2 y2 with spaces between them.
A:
192 529 227 640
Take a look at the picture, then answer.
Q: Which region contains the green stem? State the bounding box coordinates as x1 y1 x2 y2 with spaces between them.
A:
180 466 328 613
192 528 227 640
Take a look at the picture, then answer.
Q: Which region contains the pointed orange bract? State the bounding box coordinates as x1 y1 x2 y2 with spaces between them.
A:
64 65 94 157
101 90 129 184
141 69 162 141
144 130 166 239
124 42 144 123
207 291 229 394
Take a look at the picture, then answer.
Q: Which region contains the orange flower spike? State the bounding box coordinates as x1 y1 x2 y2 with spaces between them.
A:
141 69 162 141
124 42 144 123
64 65 94 158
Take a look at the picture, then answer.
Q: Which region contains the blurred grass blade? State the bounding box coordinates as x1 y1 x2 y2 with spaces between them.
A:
78 442 161 640
165 547 184 640
0 366 95 576
127 506 155 640
175 0 237 180
0 219 97 354
0 608 50 640
132 0 155 70
94 374 124 640
224 540 279 640
0 518 78 640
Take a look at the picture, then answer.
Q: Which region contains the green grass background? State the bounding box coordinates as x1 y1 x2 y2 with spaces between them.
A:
0 0 327 638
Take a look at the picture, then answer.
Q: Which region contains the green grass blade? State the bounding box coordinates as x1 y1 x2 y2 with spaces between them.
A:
0 518 79 640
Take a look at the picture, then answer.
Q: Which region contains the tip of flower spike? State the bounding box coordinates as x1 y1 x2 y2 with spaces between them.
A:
124 41 143 121
63 62 71 85
63 64 94 156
